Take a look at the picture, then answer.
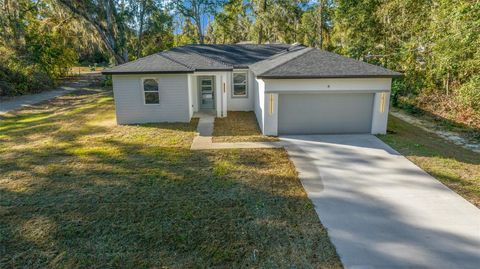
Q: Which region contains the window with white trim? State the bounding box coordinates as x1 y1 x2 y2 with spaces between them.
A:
232 71 248 97
143 78 159 104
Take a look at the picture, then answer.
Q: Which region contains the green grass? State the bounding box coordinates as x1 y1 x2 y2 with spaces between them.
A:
0 88 341 268
213 111 279 143
378 115 480 207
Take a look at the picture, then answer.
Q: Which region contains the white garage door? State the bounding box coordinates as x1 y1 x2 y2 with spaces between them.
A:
278 93 374 134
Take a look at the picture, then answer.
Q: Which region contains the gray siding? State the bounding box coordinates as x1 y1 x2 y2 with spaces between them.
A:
278 93 374 134
112 74 190 124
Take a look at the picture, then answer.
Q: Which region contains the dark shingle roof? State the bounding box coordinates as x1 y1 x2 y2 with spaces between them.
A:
102 53 192 74
179 44 291 67
249 46 311 75
254 48 402 78
102 44 402 78
162 47 232 70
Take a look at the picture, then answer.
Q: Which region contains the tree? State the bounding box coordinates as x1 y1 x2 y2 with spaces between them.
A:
249 0 308 44
0 0 79 95
175 0 224 44
140 5 175 55
56 0 130 64
133 0 174 58
300 0 333 49
175 18 199 46
209 0 251 44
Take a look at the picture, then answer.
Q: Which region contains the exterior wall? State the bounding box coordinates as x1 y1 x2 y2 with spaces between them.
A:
371 92 391 134
261 78 392 135
112 74 190 124
227 69 254 111
263 92 278 136
188 74 197 115
264 78 392 93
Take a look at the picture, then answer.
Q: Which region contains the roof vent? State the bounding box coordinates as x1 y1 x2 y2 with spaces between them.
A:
288 42 305 51
236 41 254 44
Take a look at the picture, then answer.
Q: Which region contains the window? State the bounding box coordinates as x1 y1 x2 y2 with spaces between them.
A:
143 78 159 104
232 72 248 97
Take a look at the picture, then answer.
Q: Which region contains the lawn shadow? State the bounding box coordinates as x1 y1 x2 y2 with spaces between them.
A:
1 93 341 268
0 143 341 268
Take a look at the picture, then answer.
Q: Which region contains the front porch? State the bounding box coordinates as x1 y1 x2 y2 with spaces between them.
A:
188 71 230 119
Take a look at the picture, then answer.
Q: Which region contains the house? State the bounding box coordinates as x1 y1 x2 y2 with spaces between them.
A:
102 44 401 136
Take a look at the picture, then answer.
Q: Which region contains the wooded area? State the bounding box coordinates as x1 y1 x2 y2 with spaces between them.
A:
1 0 479 127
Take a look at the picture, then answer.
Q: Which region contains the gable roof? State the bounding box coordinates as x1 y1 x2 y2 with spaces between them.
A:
102 44 402 78
253 48 402 78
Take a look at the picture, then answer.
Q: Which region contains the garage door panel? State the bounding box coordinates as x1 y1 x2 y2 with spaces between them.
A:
278 93 374 134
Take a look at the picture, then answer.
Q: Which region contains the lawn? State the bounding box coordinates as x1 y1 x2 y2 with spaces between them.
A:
0 88 341 268
213 111 279 143
378 115 480 207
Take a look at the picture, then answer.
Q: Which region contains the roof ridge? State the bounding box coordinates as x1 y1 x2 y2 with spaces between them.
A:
181 46 233 68
159 52 194 70
263 45 306 61
257 47 313 76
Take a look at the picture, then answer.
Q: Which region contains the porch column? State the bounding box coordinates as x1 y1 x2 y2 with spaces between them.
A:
215 75 222 118
222 72 228 117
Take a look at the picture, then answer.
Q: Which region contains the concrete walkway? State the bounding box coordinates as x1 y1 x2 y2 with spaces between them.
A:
0 74 100 114
190 111 283 150
282 134 480 269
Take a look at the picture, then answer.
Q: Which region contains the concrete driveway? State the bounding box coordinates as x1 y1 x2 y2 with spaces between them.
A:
282 135 480 269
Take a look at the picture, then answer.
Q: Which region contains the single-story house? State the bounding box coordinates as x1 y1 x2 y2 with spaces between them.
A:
102 44 401 136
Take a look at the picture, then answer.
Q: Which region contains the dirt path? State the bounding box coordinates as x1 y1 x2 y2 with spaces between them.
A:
390 109 480 153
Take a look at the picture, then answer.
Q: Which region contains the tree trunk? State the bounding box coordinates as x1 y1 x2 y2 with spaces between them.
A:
446 72 450 95
111 0 128 62
193 2 203 44
257 0 267 44
137 0 146 58
317 0 323 49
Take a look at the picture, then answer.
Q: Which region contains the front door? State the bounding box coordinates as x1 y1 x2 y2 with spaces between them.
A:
199 77 215 109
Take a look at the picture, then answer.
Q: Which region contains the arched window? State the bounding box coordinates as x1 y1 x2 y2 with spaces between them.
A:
143 78 159 104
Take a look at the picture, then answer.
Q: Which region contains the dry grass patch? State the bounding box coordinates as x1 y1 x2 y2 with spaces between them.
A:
213 111 279 142
0 88 341 268
378 115 480 207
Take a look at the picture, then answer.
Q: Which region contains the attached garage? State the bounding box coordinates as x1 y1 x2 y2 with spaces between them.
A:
251 47 401 136
278 93 374 134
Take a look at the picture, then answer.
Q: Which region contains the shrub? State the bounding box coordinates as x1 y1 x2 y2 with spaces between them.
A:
457 76 480 111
